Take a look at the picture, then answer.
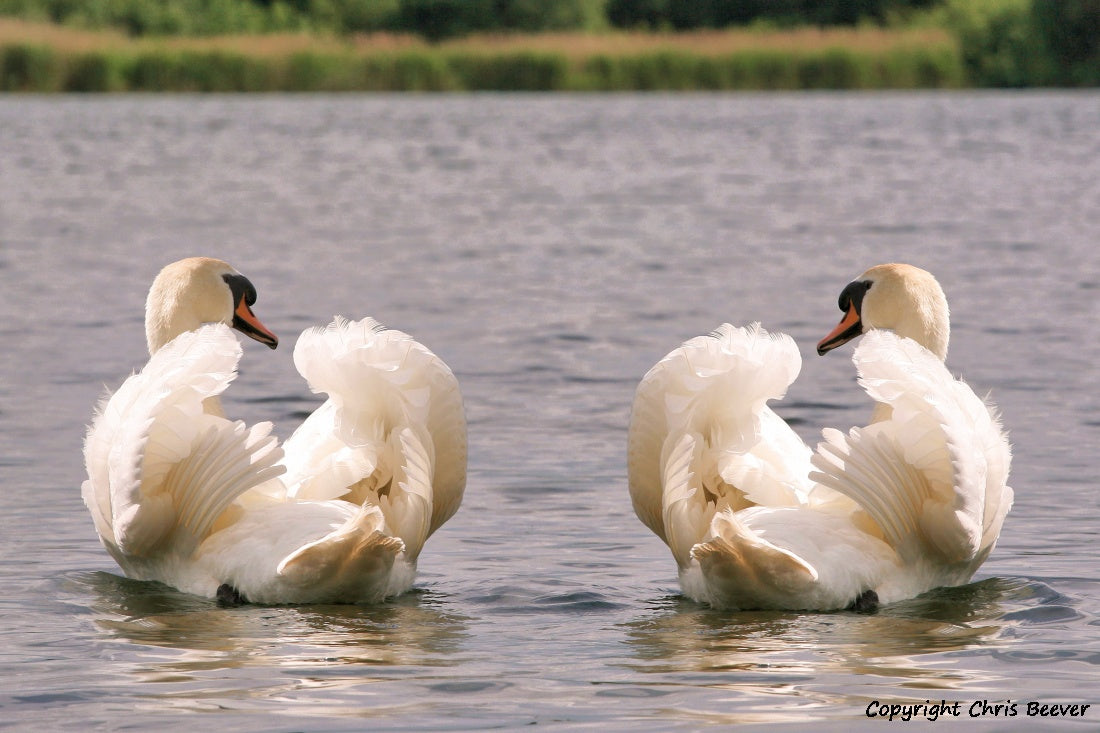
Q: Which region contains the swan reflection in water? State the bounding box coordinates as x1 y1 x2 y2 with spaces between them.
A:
621 578 1044 684
79 570 470 672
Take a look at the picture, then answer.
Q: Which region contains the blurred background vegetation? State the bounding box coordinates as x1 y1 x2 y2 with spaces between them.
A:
1 0 1097 90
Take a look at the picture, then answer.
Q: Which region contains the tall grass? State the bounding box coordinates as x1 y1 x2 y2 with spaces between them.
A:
0 19 966 92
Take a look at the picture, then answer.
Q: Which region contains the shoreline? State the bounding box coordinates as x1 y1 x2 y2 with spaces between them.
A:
1 19 970 92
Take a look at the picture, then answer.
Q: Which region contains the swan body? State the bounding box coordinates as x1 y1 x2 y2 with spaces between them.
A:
83 258 466 604
628 264 1013 611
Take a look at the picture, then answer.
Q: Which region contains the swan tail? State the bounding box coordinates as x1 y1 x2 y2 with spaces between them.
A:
629 323 811 548
689 510 819 609
285 317 466 540
810 330 1012 564
83 324 286 557
275 504 408 601
687 506 900 610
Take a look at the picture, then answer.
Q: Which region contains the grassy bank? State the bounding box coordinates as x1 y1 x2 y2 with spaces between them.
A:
0 19 964 91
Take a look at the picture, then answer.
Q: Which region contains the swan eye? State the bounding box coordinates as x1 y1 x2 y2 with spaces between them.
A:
838 280 872 313
223 273 258 306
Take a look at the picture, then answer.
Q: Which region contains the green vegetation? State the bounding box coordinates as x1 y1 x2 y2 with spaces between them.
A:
0 23 965 91
0 0 1097 91
922 0 1100 86
1031 0 1100 84
0 0 611 37
605 0 940 30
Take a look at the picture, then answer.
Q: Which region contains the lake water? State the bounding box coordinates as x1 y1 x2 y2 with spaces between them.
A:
1 92 1099 730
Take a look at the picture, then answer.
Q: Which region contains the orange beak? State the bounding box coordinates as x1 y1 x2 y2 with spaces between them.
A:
232 297 279 349
817 303 861 355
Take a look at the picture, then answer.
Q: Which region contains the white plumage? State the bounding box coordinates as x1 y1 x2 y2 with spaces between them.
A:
628 264 1013 611
83 258 466 604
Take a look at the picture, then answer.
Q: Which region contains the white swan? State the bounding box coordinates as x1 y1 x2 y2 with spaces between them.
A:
82 257 467 604
627 264 1013 611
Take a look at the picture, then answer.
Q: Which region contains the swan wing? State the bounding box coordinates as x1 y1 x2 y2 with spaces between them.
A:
628 323 813 551
283 317 467 542
82 324 286 558
660 431 704 567
280 401 381 502
810 330 1013 564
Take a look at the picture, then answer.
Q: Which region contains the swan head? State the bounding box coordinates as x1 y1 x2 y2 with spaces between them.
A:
817 263 949 360
145 257 279 355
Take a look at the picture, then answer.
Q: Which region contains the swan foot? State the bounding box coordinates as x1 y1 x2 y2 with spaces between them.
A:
216 583 249 607
847 589 879 614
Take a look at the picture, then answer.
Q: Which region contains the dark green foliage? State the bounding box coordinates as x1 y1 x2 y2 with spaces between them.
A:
394 0 484 42
877 44 963 86
0 0 302 35
629 51 703 90
0 38 970 91
393 0 600 41
447 51 569 90
126 51 190 89
1030 0 1100 84
935 0 1100 86
0 42 61 90
0 0 1094 89
332 0 400 33
0 0 602 38
606 0 942 30
575 45 961 91
1 0 944 39
383 51 454 90
796 48 864 88
284 51 350 89
940 0 1040 86
66 51 125 90
605 0 667 30
122 49 276 90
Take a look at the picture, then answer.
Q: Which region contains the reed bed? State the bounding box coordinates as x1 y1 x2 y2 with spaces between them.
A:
0 19 965 92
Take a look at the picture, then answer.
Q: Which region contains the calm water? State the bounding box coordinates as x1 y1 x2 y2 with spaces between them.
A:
1 93 1099 730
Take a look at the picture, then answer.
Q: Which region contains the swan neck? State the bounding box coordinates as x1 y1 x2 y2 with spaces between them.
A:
144 257 236 356
858 263 950 361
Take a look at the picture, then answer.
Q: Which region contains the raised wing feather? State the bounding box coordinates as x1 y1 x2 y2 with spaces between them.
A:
283 317 466 541
82 324 286 558
280 401 380 502
810 330 1012 564
628 323 813 550
383 427 434 560
661 432 704 567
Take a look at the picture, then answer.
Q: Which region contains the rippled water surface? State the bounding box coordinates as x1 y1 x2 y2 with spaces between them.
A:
2 92 1099 730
